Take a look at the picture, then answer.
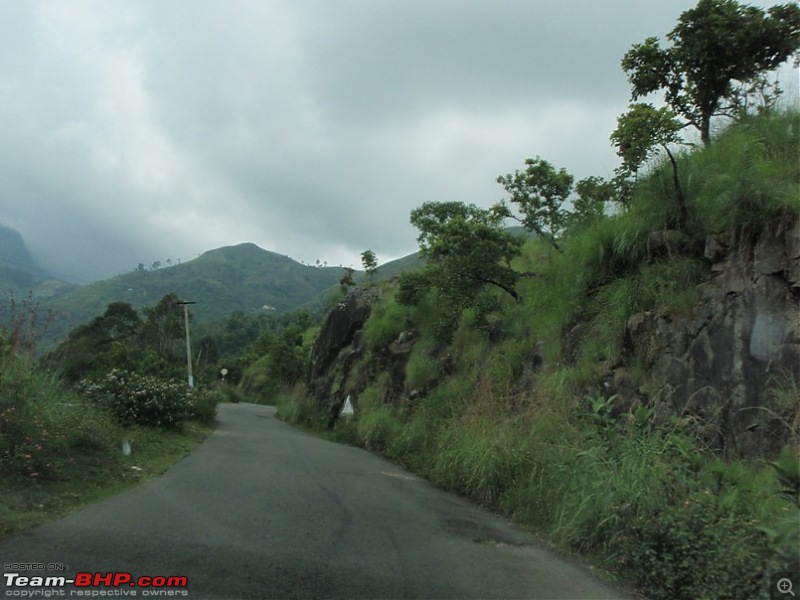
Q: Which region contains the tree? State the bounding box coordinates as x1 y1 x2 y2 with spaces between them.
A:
622 0 800 145
101 302 141 340
409 201 524 302
361 249 378 284
52 301 141 381
138 293 186 362
266 328 306 387
565 176 614 231
611 103 688 229
339 267 355 292
496 157 574 252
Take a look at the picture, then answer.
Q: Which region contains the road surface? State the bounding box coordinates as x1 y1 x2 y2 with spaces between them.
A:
0 403 632 599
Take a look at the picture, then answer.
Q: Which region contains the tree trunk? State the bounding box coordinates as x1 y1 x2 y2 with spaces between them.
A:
664 145 687 231
471 274 521 303
700 112 711 146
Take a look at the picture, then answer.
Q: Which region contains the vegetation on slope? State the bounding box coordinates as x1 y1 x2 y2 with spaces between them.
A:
275 2 800 595
0 297 220 538
282 106 800 600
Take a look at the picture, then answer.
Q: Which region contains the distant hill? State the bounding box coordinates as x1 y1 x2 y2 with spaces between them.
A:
3 225 531 345
0 224 36 271
0 224 73 301
43 243 346 340
378 252 425 279
298 235 534 314
296 250 426 314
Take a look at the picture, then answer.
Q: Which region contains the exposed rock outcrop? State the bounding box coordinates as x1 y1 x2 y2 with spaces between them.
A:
306 285 425 425
308 215 798 458
306 289 380 424
625 212 800 457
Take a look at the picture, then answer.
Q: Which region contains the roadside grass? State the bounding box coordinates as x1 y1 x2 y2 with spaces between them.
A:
0 324 217 539
0 421 212 538
279 381 798 599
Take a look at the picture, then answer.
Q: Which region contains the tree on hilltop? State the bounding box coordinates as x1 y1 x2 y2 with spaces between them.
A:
622 0 800 145
496 157 573 253
611 103 688 229
361 250 378 284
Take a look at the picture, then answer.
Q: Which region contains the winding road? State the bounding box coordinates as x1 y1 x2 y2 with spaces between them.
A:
0 403 631 599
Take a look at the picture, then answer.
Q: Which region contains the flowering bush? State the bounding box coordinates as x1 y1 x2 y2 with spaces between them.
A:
82 370 190 430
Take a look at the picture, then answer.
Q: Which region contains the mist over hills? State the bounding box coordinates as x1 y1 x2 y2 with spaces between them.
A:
0 225 36 270
0 224 58 293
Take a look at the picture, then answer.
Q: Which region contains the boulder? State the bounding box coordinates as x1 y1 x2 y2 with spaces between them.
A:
306 289 379 423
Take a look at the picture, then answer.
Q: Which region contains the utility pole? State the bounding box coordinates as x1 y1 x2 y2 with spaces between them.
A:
175 301 196 388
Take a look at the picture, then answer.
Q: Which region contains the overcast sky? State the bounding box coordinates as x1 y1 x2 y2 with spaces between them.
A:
1 0 796 283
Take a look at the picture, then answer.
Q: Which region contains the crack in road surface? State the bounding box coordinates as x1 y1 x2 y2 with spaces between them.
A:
0 403 633 599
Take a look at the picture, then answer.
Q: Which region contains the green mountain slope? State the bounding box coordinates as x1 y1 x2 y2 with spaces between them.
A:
45 243 344 340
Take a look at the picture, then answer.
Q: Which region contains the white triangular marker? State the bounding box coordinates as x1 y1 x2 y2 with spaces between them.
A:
340 395 354 417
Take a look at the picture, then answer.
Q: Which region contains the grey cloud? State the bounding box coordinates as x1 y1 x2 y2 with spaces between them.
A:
1 0 790 283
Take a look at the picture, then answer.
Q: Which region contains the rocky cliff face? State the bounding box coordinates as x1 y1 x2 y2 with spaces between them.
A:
306 215 798 458
624 212 800 457
306 289 380 424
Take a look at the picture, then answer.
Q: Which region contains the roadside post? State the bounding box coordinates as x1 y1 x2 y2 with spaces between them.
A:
175 300 196 388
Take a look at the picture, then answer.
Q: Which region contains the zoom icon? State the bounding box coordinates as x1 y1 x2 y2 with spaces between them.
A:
772 572 800 599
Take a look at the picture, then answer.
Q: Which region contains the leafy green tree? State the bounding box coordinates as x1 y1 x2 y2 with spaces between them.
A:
496 157 573 252
409 201 524 302
361 250 378 284
622 0 800 145
102 302 141 339
565 176 614 231
611 103 688 229
217 311 265 358
53 302 141 381
138 293 186 364
195 334 221 369
266 328 306 387
339 266 356 292
396 270 432 307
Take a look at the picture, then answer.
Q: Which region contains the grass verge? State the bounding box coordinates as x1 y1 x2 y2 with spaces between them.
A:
0 421 212 538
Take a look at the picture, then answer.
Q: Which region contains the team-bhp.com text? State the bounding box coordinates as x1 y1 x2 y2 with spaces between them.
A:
4 572 188 597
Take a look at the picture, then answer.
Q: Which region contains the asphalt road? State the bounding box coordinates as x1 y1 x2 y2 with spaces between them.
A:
0 403 632 599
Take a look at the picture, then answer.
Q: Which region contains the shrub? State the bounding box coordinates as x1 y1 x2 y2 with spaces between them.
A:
405 343 439 391
82 370 190 430
186 386 220 424
363 295 408 351
276 395 325 428
356 403 401 452
0 346 118 478
432 418 532 505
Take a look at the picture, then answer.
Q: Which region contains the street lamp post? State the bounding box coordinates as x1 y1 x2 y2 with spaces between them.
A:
175 301 196 388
